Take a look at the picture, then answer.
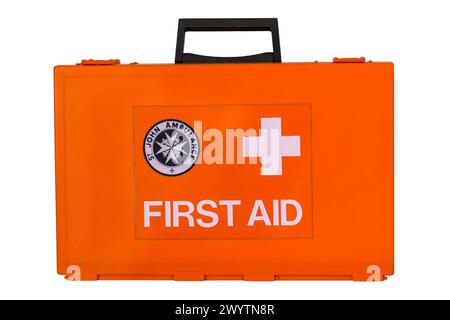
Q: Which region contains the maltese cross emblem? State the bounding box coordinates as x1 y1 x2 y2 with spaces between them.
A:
144 119 200 176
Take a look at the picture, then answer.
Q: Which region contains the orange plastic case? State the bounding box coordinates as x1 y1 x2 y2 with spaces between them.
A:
54 19 394 281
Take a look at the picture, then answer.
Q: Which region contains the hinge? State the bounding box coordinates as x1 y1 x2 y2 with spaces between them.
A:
333 57 366 63
79 59 121 66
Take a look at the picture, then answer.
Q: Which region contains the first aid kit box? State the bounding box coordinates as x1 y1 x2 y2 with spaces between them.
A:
54 18 394 281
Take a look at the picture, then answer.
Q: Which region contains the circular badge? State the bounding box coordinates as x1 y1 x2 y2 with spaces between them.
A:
143 119 200 176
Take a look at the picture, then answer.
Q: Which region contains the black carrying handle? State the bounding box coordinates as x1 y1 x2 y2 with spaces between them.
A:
175 18 281 64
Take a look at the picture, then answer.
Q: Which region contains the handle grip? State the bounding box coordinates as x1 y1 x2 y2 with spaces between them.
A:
175 18 282 64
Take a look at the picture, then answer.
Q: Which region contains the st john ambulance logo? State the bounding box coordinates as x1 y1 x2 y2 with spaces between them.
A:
144 119 200 176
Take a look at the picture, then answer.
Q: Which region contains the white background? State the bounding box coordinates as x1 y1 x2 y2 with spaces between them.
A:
0 0 449 300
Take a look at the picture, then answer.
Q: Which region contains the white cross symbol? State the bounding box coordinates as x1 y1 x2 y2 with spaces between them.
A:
242 118 301 176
